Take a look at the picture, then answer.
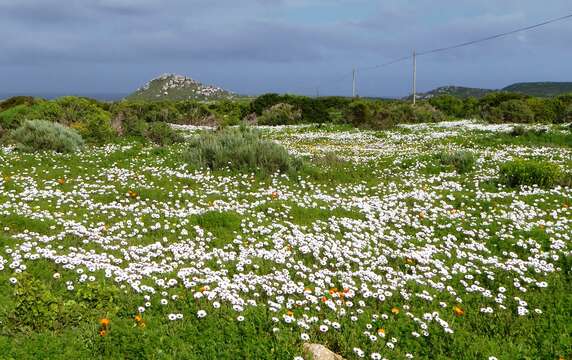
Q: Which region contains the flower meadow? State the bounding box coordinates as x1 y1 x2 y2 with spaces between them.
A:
0 121 570 359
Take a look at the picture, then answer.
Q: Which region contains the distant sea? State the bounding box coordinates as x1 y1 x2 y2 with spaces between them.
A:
0 93 128 101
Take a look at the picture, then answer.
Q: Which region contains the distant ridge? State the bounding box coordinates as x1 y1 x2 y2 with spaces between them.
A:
502 82 572 97
409 82 572 100
126 74 236 101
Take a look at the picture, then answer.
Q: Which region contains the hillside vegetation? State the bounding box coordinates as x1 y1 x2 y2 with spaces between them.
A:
414 82 572 99
503 82 572 97
126 74 236 101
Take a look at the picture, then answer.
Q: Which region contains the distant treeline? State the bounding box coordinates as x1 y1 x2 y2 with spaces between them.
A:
1 92 571 144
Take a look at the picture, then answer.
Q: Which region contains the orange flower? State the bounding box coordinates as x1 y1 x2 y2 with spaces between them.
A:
453 306 465 317
99 329 107 337
128 190 138 199
57 178 65 185
271 191 278 199
343 288 349 293
134 314 142 323
418 212 425 219
321 296 328 303
391 307 400 315
377 328 385 335
100 318 110 328
287 311 294 317
304 287 312 293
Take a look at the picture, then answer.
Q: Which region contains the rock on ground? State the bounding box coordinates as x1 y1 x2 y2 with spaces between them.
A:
302 343 346 360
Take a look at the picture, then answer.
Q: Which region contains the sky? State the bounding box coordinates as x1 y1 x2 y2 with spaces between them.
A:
0 0 571 98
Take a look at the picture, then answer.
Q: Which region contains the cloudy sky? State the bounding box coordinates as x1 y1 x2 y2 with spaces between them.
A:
1 0 571 97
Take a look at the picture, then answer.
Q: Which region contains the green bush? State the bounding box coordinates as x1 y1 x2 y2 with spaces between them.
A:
509 125 527 137
345 100 375 126
436 151 476 174
145 122 184 146
71 112 115 144
0 96 37 112
11 120 84 153
429 95 465 118
499 159 562 188
183 126 300 174
486 100 535 123
257 103 302 125
0 104 33 130
560 104 572 123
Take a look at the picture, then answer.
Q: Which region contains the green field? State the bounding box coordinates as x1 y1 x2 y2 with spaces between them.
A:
0 121 571 359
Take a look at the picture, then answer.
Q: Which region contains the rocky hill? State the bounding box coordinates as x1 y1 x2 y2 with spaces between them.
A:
126 74 236 101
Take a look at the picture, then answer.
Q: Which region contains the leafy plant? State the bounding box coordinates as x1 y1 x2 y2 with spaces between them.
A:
183 126 301 174
257 103 302 125
144 122 185 146
7 273 83 332
499 159 562 188
11 120 84 153
436 151 476 174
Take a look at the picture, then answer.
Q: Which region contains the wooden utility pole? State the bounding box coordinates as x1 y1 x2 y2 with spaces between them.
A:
352 68 356 98
412 50 417 106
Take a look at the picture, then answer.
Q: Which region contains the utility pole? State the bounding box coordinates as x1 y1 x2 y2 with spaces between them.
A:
412 50 417 106
352 68 356 98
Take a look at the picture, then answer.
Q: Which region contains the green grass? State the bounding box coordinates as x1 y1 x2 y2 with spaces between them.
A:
0 123 571 359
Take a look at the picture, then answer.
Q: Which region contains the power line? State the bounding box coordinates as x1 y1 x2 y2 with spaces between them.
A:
301 12 572 94
417 13 572 56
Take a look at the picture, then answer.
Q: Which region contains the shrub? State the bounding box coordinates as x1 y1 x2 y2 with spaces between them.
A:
71 112 115 144
257 103 302 125
436 151 476 174
509 125 527 137
526 98 559 123
0 104 32 130
486 100 535 123
499 159 562 188
560 104 572 124
11 120 84 153
0 96 37 112
429 95 464 118
345 100 375 126
145 122 184 146
183 126 300 174
122 114 149 137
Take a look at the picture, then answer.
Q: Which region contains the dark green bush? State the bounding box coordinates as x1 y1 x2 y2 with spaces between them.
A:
0 96 37 112
509 126 527 137
429 95 465 118
145 122 184 146
183 126 300 174
436 151 476 174
560 104 572 124
11 120 84 153
70 111 115 144
258 103 302 125
499 159 562 188
345 100 375 126
486 100 535 123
